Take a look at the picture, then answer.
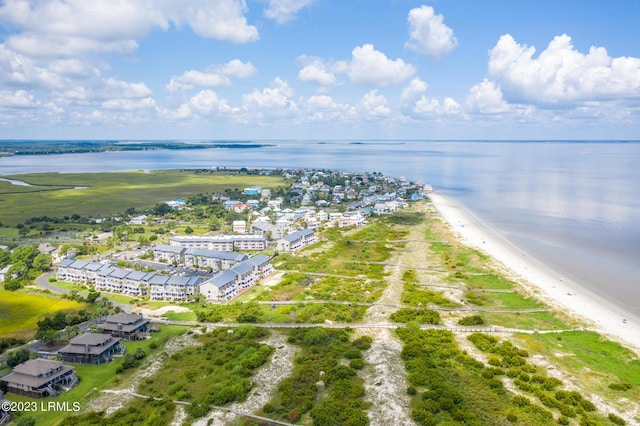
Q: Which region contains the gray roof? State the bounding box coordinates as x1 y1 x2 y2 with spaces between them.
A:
109 268 130 279
203 269 237 289
101 313 150 334
59 259 74 267
247 254 271 267
104 313 147 325
283 229 314 242
84 262 104 272
69 260 89 269
149 275 170 285
97 266 116 277
185 248 247 261
231 261 254 275
2 359 74 389
154 244 185 254
251 221 275 231
125 270 147 281
59 333 121 355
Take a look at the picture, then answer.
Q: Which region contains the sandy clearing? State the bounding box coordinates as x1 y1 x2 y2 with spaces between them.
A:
134 305 192 318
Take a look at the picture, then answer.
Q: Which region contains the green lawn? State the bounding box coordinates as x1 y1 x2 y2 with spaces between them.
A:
0 288 87 339
0 170 285 225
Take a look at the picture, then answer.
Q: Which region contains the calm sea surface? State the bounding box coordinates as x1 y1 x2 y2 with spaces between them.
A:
1 140 638 317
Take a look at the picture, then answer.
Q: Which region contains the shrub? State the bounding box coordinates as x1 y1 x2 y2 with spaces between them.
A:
349 358 365 370
608 413 626 425
608 382 632 391
458 315 485 326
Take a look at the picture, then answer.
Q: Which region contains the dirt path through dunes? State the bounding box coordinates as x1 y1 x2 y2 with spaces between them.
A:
194 331 298 426
362 204 431 324
87 331 201 416
361 328 417 426
357 205 432 426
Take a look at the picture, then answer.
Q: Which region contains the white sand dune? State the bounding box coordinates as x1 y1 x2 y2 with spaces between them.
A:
429 192 640 354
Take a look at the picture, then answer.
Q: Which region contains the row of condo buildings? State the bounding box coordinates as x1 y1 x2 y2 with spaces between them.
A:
167 229 316 253
57 254 273 302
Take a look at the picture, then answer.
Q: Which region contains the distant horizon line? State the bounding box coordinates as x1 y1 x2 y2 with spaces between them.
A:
1 139 639 143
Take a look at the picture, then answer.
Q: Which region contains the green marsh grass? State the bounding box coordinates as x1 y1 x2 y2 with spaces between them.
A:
0 288 87 339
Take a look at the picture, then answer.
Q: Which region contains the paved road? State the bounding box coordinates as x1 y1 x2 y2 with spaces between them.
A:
34 271 132 313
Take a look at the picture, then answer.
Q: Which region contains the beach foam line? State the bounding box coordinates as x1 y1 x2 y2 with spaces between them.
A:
428 191 640 354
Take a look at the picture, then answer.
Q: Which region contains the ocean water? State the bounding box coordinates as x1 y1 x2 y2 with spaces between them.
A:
0 140 638 316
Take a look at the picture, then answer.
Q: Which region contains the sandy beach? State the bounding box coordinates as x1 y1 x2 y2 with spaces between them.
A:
428 191 640 354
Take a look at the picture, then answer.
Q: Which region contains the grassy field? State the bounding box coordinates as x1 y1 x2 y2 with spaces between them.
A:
517 330 640 414
0 170 285 225
0 288 88 339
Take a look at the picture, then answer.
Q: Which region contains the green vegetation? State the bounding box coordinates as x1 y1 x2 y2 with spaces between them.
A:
402 283 460 307
6 325 187 426
458 315 486 326
135 325 272 422
0 287 87 339
0 170 284 226
254 328 370 425
384 211 425 226
389 308 441 324
468 332 614 425
397 326 557 425
196 301 367 324
2 245 51 290
59 398 175 426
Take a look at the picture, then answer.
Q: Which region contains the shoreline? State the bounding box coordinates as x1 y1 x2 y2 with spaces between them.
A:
428 191 640 354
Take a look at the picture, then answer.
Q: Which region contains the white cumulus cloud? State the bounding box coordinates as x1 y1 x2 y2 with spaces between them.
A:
242 78 297 120
488 33 640 105
0 0 259 58
168 60 257 92
465 79 509 114
348 44 416 87
357 90 391 119
297 56 343 86
264 0 316 24
406 5 458 59
188 90 232 115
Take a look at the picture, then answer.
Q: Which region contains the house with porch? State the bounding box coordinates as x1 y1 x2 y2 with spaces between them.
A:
98 313 151 340
58 333 124 364
1 359 77 398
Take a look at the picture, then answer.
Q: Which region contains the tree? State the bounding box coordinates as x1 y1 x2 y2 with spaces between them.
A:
32 253 51 273
4 262 28 290
0 249 9 268
7 348 30 367
10 245 36 267
184 226 194 235
86 290 100 303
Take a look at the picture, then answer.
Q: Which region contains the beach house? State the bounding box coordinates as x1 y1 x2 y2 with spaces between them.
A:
1 359 78 398
58 333 125 364
98 313 151 340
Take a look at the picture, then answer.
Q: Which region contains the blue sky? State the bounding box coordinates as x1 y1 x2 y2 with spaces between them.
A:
0 0 639 140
